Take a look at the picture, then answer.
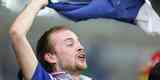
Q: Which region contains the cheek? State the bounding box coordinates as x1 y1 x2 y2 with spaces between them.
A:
63 53 76 65
55 45 76 62
56 49 75 61
56 44 73 53
59 47 76 57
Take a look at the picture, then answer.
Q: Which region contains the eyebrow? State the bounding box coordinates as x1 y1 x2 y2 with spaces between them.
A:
64 38 74 42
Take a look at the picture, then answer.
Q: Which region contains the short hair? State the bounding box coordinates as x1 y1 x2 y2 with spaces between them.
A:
36 25 71 72
149 62 160 80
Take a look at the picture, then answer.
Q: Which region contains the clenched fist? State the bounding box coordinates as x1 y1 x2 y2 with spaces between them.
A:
28 0 48 8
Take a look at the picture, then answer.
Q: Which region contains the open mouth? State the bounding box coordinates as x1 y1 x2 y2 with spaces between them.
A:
78 54 86 61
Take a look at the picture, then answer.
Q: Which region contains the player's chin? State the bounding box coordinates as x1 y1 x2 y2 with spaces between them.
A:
77 63 87 71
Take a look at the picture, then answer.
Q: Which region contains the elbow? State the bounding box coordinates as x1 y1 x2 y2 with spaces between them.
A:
9 26 26 38
9 27 17 36
9 27 19 38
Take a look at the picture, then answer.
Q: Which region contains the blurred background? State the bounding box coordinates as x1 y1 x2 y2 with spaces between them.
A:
0 0 160 80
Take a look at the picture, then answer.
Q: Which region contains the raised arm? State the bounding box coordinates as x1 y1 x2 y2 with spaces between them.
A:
9 0 48 79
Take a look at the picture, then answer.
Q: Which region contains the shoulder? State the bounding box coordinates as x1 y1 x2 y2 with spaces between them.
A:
32 63 51 80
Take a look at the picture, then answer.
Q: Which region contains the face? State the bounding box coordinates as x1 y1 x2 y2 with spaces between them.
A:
49 30 87 72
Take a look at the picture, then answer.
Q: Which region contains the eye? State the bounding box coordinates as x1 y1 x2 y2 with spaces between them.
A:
66 42 73 47
64 38 74 47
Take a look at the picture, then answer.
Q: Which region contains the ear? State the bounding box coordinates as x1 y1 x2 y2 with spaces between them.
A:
44 52 57 64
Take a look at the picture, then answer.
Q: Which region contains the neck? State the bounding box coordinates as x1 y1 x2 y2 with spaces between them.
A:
51 71 81 80
51 64 63 73
52 65 82 80
69 70 81 80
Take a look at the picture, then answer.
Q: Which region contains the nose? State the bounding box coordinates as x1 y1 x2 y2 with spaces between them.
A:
77 42 85 53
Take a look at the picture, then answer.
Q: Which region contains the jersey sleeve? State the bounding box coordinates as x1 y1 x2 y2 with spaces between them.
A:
32 63 51 80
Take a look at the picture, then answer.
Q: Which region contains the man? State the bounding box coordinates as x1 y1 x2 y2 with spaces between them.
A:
9 0 92 80
149 62 160 80
139 51 160 80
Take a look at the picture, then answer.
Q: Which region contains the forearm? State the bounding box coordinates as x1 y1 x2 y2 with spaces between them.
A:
9 1 47 79
11 35 38 80
10 1 43 36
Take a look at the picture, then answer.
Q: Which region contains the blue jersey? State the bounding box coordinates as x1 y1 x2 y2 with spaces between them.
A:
32 63 51 80
47 0 145 23
31 63 93 80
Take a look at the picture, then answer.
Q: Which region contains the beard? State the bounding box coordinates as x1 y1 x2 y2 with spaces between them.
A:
75 58 87 72
63 59 87 73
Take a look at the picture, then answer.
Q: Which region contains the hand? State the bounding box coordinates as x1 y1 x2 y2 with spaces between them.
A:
28 0 48 8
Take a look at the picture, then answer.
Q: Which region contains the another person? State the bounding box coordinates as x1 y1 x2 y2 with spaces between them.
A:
149 62 160 80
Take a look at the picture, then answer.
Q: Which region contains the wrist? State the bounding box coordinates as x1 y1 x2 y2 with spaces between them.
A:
28 0 47 9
